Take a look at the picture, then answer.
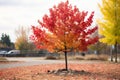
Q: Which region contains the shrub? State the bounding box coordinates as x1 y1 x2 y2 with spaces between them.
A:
45 56 58 60
85 54 108 61
98 54 108 61
0 57 7 61
75 56 85 60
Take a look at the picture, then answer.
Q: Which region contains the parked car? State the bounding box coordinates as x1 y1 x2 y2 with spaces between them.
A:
7 50 20 54
0 51 7 56
7 50 20 57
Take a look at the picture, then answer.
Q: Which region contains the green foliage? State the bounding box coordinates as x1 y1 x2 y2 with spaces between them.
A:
89 41 107 54
0 33 11 47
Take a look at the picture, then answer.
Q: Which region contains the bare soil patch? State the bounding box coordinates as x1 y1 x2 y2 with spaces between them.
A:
0 62 120 80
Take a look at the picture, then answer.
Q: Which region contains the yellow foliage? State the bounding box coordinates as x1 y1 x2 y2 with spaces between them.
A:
15 26 30 50
98 0 120 45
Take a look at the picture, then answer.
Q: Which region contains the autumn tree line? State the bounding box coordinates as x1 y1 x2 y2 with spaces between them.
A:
0 28 36 51
0 0 120 63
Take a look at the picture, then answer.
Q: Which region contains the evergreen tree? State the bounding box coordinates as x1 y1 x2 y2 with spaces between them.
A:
0 33 11 47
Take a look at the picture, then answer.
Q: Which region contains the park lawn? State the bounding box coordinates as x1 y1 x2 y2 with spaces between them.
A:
0 61 120 80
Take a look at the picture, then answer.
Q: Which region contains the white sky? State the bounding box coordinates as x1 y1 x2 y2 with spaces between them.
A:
0 0 101 42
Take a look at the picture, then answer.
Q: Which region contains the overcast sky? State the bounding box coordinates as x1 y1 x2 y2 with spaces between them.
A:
0 0 101 42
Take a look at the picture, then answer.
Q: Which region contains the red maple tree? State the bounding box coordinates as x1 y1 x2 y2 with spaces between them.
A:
31 1 98 70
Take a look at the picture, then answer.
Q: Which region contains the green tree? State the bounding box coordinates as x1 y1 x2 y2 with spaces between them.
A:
89 41 107 55
0 33 11 47
98 0 120 62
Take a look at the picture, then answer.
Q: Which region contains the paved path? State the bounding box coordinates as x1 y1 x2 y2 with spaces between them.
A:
0 57 104 69
0 57 64 69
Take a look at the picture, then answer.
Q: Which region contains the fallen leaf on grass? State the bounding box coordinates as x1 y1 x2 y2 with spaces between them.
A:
0 63 120 80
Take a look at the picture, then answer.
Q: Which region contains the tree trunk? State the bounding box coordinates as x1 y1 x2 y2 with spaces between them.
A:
114 0 117 63
110 47 113 62
64 50 68 71
114 42 118 63
97 50 100 55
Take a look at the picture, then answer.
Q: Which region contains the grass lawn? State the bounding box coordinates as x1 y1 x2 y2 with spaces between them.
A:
0 61 119 80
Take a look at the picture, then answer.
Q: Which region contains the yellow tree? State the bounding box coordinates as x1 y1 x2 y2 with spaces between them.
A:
98 0 120 62
15 26 34 50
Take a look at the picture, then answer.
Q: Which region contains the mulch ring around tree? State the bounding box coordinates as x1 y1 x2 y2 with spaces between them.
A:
47 69 91 76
